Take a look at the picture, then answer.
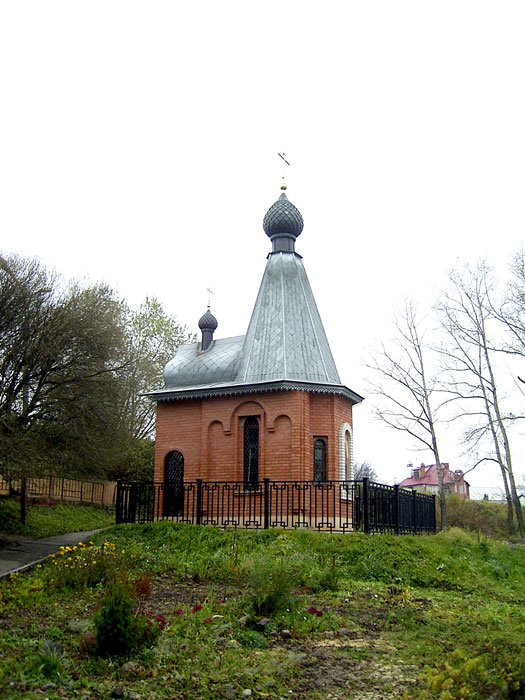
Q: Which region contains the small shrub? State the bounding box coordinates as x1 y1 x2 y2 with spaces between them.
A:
0 497 29 535
306 555 340 592
93 579 139 657
405 645 525 700
93 577 161 658
244 558 297 616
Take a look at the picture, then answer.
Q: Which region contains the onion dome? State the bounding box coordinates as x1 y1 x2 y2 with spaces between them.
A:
263 192 304 239
198 309 218 332
198 308 218 351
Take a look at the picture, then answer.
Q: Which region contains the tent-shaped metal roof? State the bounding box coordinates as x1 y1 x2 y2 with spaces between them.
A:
152 190 363 405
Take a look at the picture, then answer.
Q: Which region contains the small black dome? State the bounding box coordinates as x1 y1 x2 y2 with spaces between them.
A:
198 309 218 331
263 192 304 239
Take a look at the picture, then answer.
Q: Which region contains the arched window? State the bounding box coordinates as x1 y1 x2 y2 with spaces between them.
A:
163 451 184 517
313 438 327 482
243 416 259 486
339 423 353 481
345 431 352 480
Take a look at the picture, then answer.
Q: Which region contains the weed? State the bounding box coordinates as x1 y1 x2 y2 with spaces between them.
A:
237 629 267 649
36 640 65 678
43 540 127 591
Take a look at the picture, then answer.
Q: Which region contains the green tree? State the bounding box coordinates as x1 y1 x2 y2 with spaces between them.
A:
119 297 192 442
0 253 193 487
0 255 128 475
107 298 193 480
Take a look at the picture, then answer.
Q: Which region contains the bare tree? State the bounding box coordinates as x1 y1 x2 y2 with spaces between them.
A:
353 461 378 481
500 249 525 358
367 300 448 527
437 262 524 536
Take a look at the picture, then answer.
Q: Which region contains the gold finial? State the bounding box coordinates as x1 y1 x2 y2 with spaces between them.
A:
278 152 290 190
206 287 213 309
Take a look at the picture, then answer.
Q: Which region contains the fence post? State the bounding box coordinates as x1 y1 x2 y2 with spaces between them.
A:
412 489 417 533
48 476 53 501
264 478 270 529
196 479 202 526
362 477 369 534
115 480 123 524
80 479 83 503
61 477 64 502
20 476 27 525
432 495 437 532
129 481 138 524
393 484 399 534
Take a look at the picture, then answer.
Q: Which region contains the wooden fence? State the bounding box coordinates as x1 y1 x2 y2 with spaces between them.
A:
0 470 116 507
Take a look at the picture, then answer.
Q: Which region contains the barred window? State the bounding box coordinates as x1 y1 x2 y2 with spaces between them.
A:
313 438 327 482
243 416 259 486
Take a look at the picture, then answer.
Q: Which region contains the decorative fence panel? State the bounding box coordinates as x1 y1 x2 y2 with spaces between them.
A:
116 478 436 534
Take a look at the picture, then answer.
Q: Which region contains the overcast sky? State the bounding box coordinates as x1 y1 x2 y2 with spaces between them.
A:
1 1 524 488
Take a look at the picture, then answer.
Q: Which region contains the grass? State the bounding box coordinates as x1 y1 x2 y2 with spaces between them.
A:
0 523 524 699
0 497 113 541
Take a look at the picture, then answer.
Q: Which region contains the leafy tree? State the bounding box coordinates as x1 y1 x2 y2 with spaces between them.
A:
107 298 193 480
0 254 193 486
119 297 193 443
0 255 128 475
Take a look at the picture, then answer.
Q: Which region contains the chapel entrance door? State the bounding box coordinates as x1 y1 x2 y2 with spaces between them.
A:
163 451 184 517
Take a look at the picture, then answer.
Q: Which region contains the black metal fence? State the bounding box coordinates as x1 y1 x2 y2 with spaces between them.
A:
116 478 436 534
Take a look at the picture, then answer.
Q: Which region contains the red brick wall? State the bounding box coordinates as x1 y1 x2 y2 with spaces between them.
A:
154 390 354 483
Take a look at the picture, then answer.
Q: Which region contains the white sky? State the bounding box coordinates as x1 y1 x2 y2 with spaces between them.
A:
1 1 524 489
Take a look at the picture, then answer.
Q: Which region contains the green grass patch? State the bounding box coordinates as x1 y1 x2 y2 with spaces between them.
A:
0 497 113 540
0 523 524 699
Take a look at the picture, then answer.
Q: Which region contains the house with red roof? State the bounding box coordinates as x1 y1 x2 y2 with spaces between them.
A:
399 463 470 499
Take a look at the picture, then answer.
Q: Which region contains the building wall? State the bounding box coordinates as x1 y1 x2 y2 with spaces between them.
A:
154 390 354 483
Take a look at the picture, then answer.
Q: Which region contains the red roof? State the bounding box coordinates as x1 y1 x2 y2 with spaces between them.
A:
400 464 466 487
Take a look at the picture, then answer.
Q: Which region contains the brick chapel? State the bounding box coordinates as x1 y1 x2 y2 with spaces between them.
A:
151 185 363 493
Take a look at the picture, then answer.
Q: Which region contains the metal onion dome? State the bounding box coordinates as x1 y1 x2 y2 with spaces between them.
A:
263 192 304 239
198 309 218 331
